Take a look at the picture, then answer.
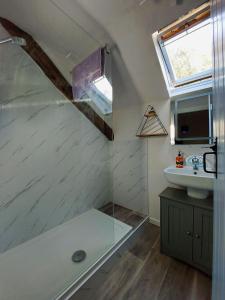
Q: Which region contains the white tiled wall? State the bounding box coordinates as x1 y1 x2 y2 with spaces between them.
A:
0 29 148 252
0 33 111 252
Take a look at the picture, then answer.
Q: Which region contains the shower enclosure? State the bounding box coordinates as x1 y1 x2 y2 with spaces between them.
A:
0 21 148 300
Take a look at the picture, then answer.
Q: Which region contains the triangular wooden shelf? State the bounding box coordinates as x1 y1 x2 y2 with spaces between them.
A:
136 105 168 137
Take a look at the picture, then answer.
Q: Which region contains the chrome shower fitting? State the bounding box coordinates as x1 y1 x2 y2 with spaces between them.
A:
0 36 26 46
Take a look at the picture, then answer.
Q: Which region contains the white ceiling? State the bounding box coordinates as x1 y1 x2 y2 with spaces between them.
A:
0 0 206 101
77 0 206 101
0 0 110 82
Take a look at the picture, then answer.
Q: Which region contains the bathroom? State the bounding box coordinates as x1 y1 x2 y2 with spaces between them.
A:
0 0 224 299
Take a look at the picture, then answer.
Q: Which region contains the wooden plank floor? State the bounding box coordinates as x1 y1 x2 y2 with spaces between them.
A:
71 220 212 300
100 203 146 228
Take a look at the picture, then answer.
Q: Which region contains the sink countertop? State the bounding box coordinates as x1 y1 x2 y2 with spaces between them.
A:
159 187 213 210
164 166 215 178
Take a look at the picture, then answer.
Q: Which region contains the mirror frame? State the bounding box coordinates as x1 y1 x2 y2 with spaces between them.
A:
170 92 213 145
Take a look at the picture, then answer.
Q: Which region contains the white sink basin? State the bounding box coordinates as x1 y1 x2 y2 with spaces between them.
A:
164 166 214 199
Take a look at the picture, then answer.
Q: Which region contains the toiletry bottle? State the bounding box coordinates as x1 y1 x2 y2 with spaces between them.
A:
176 151 184 168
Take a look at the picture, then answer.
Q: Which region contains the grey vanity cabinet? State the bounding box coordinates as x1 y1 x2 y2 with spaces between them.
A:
161 199 193 262
192 208 213 271
160 188 213 275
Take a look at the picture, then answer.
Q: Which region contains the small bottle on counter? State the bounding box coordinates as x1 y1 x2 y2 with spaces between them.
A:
176 151 184 168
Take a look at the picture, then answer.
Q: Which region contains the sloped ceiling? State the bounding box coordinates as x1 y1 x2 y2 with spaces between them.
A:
0 0 111 83
77 0 206 101
0 0 206 102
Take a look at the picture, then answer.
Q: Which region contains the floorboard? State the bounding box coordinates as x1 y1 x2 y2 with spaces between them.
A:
70 207 212 300
100 203 145 228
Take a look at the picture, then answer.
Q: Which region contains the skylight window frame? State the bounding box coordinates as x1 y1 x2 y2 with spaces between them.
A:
160 18 212 86
152 2 212 97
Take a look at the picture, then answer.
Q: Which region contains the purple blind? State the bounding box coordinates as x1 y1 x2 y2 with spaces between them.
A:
72 48 103 101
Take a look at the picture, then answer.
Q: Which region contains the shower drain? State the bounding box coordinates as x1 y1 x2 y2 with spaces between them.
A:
72 250 87 263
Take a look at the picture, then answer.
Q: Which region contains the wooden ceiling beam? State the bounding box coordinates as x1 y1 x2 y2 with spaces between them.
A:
0 17 114 141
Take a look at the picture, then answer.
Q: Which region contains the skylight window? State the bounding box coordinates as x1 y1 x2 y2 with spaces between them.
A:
93 75 113 102
153 2 212 96
163 20 212 85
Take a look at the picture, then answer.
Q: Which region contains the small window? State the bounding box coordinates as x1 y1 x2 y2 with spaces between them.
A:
153 2 212 96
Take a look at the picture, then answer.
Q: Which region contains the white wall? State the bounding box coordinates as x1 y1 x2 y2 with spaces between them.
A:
0 26 111 253
0 22 148 253
76 0 207 223
0 0 208 226
147 97 210 226
111 48 148 215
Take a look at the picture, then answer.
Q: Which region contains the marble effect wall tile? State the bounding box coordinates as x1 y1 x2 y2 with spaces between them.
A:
0 34 148 253
110 49 149 217
0 43 111 253
111 140 148 215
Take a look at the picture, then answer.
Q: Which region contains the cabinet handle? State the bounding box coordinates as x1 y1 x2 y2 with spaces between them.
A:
195 234 200 239
186 231 192 236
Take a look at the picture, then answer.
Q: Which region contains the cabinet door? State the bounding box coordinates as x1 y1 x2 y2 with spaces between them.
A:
161 198 193 262
193 208 213 273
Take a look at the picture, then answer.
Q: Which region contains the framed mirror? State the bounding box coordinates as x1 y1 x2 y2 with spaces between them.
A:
171 92 213 145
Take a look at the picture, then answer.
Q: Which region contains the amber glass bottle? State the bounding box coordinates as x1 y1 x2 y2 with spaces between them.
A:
176 151 184 168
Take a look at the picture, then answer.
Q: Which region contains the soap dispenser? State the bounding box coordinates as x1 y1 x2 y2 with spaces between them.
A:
176 151 184 168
